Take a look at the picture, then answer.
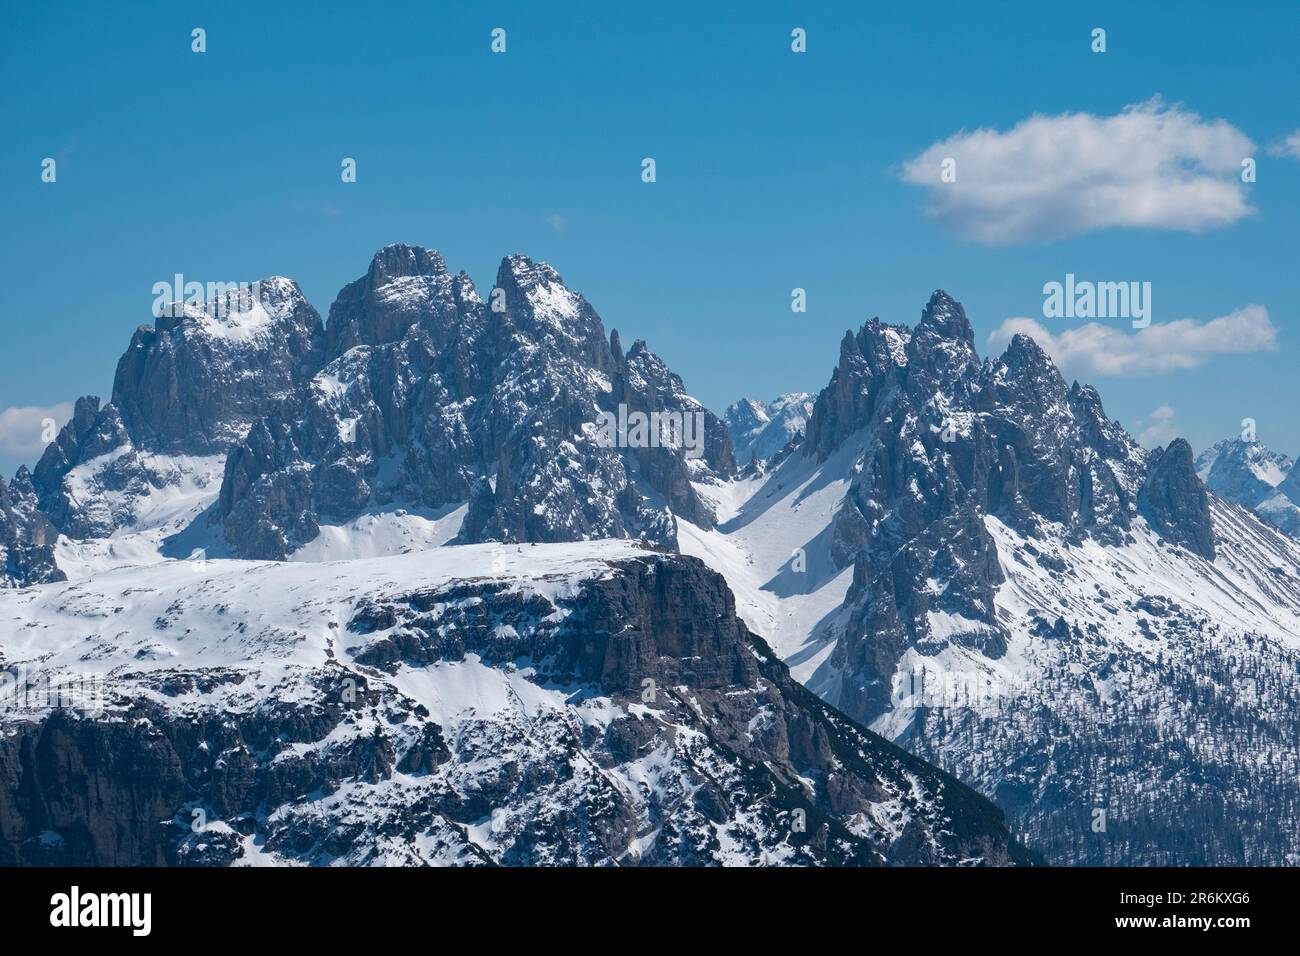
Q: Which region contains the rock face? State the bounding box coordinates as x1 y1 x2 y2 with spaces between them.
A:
215 245 735 559
26 280 326 546
112 276 326 454
726 393 815 466
0 544 1031 867
799 294 1155 724
27 396 210 541
1139 438 1216 560
0 468 63 588
325 244 460 355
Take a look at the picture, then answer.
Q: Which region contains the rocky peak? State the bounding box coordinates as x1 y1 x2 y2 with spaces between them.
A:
451 270 481 307
113 277 324 454
727 397 769 434
802 291 1184 724
214 247 730 558
916 289 975 345
998 333 1060 383
1067 382 1148 492
614 338 737 481
838 327 862 361
498 253 563 292
24 278 325 542
1 466 64 588
32 396 129 493
8 465 38 501
327 245 465 355
985 335 1073 439
905 291 979 395
368 243 448 283
29 393 212 540
807 319 910 459
493 255 613 373
1191 435 1300 537
1138 438 1216 560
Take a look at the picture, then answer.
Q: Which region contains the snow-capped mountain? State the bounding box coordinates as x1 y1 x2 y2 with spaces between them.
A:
1196 437 1300 535
29 276 322 544
17 245 735 572
681 291 1300 865
215 246 735 560
0 249 1033 867
7 256 1299 868
0 540 1029 866
726 393 815 467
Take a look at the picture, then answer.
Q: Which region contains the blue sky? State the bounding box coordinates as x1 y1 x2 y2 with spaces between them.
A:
2 0 1298 476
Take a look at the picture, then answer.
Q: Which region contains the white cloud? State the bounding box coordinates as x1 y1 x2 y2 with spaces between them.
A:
0 402 73 468
546 213 566 234
986 305 1276 377
1136 405 1178 448
899 98 1256 243
1268 129 1300 160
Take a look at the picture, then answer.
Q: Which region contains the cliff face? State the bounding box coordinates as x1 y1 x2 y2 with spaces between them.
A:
112 277 326 455
1139 438 1216 560
0 467 63 588
0 545 1031 867
214 247 736 560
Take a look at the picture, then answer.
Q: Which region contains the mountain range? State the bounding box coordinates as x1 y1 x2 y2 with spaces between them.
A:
1196 436 1300 536
2 244 1297 866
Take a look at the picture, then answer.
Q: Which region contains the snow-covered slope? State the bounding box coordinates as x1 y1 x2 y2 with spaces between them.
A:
0 540 1029 867
2 541 649 705
682 432 862 683
890 500 1300 865
48 452 225 578
682 291 1300 865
